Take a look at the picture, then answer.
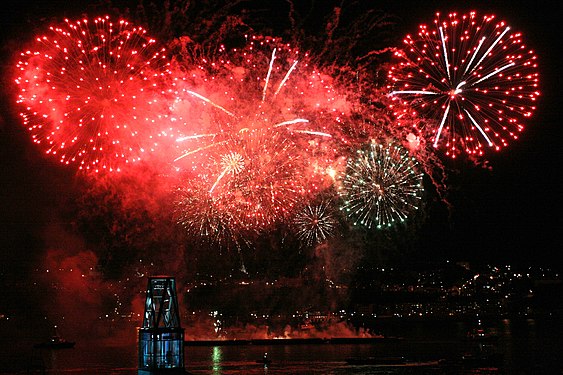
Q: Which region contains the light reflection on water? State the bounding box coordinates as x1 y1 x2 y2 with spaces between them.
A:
186 343 491 375
3 317 563 374
212 345 222 374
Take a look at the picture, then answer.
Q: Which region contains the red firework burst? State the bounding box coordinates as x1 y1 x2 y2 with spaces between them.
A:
387 11 540 158
170 35 350 235
14 16 174 172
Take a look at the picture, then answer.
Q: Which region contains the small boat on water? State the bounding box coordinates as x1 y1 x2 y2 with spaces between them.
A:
34 335 75 349
466 327 499 341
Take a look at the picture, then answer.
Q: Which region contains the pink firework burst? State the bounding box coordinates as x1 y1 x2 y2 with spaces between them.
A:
387 11 540 158
14 16 174 172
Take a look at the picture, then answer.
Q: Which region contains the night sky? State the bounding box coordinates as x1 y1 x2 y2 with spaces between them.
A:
1 0 562 285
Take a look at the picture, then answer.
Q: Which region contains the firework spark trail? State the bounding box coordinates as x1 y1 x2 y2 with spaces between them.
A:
339 141 424 229
262 48 277 102
274 59 299 97
14 16 174 172
176 133 217 142
387 11 540 158
273 119 333 138
173 139 228 162
439 26 451 81
273 119 310 128
185 90 235 116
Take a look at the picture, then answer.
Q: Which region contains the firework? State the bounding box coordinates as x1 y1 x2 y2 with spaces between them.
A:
210 151 245 192
170 35 349 237
171 35 347 157
339 141 424 229
14 16 173 172
175 184 249 249
387 12 540 158
293 199 339 247
210 129 308 230
175 128 308 236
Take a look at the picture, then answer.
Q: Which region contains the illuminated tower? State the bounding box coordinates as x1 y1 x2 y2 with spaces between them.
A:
138 276 185 375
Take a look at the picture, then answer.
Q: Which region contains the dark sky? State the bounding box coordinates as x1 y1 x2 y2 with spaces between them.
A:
0 0 561 273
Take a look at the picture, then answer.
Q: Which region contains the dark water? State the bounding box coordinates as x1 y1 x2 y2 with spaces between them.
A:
2 317 562 374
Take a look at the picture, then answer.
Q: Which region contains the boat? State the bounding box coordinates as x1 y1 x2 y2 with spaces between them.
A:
466 327 499 342
34 335 75 349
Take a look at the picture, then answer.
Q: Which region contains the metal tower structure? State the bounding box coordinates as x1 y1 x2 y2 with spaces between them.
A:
138 276 185 375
